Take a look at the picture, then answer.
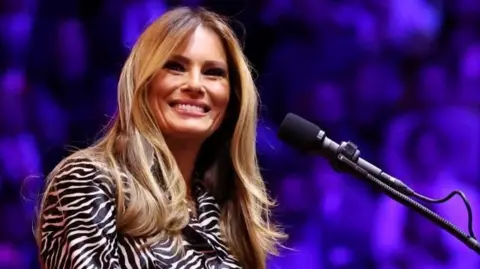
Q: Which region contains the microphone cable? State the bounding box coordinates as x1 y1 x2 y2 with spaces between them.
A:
412 190 476 239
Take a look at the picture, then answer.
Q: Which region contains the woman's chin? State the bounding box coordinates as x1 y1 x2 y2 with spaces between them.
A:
167 125 212 140
159 114 216 141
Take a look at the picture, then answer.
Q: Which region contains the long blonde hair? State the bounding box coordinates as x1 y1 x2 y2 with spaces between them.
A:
36 6 285 269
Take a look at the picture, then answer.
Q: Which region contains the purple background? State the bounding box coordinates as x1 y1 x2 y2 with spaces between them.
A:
0 0 479 268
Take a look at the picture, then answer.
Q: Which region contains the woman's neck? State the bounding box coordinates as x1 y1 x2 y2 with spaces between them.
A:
166 139 202 198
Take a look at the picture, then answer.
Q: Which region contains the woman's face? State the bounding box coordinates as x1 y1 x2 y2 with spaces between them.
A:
149 26 230 142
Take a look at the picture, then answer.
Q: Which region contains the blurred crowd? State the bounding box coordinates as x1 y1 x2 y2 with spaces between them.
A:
0 0 479 268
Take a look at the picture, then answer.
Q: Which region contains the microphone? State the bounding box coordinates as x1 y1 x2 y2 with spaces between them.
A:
277 113 480 255
278 113 414 195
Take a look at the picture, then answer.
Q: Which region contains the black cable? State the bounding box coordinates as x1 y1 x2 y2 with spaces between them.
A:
412 190 476 239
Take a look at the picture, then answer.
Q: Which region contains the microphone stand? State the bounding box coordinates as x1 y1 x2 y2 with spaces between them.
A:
331 141 480 255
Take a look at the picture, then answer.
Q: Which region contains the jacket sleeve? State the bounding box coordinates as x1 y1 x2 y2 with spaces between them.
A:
39 158 121 269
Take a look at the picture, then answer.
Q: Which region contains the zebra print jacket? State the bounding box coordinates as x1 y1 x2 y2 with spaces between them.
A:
39 157 242 269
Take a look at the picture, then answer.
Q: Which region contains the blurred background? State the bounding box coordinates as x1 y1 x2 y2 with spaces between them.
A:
0 0 479 268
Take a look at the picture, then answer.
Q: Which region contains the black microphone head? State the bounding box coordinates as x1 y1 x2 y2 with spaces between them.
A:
278 113 321 151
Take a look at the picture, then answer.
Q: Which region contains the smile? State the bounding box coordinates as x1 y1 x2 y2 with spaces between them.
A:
169 101 211 115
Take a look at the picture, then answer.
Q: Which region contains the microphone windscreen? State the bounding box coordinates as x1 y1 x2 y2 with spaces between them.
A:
278 113 320 151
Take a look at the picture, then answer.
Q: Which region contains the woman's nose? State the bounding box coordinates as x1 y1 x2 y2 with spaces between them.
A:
185 71 203 93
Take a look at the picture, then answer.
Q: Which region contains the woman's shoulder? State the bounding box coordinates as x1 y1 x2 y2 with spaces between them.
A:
56 149 108 170
39 151 122 267
47 151 118 197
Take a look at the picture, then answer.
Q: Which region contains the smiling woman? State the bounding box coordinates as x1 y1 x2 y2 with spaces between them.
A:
35 6 285 269
151 26 230 143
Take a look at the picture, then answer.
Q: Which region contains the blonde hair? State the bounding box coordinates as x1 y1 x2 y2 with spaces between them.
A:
36 6 285 269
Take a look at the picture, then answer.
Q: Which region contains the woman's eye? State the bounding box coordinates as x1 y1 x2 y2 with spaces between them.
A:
204 68 227 77
163 61 185 72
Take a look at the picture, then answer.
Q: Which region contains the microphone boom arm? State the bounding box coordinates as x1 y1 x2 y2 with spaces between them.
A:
334 141 480 255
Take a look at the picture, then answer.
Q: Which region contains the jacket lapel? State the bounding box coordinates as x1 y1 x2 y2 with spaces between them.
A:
184 180 232 259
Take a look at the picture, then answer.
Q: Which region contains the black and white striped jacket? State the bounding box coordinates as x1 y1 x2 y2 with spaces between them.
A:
39 157 242 269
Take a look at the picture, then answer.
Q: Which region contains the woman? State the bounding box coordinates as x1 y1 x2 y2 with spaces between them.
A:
36 7 285 269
